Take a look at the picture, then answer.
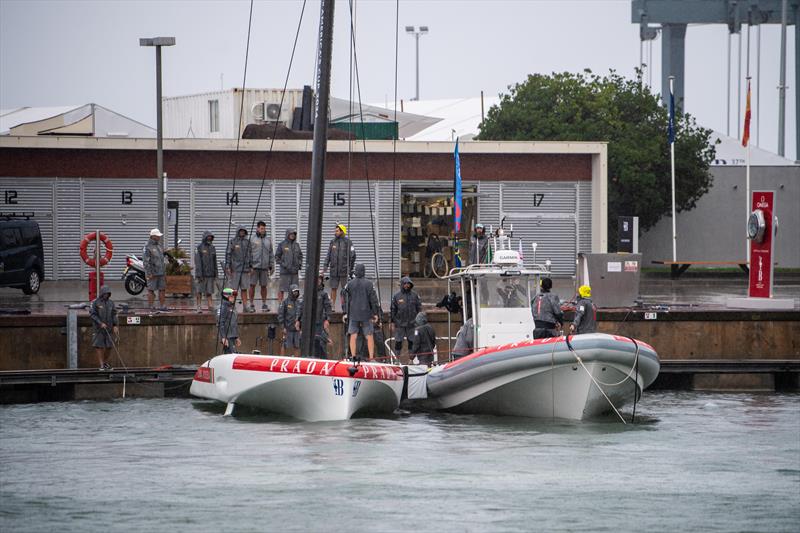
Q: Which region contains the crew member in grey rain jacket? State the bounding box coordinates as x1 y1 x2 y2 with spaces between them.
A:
468 223 489 265
411 311 437 366
249 221 274 312
278 284 303 356
218 288 240 353
390 276 422 352
532 277 563 339
324 224 356 310
143 229 166 309
90 286 118 369
298 275 332 359
194 231 217 311
226 226 253 310
275 228 303 302
344 264 379 359
570 285 597 335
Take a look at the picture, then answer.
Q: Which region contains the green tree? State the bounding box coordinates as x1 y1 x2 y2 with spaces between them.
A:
478 70 717 246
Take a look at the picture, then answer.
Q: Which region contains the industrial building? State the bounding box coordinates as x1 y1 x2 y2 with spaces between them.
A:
0 136 607 281
0 104 155 138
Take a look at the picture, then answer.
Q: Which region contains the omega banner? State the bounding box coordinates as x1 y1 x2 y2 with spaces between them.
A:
748 191 775 298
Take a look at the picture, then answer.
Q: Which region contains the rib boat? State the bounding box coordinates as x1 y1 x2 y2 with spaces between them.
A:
424 334 659 419
403 225 661 421
191 354 404 421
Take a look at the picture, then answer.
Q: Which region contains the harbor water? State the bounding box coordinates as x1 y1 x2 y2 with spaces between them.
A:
1 392 798 532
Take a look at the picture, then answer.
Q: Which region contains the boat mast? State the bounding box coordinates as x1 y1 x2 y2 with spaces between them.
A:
301 0 336 357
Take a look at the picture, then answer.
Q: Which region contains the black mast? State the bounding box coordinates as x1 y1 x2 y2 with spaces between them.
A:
300 0 335 357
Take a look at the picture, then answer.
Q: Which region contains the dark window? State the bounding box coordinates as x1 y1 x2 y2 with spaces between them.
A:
21 224 40 245
0 227 22 249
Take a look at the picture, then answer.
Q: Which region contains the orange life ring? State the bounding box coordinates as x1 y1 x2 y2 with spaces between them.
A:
80 232 114 267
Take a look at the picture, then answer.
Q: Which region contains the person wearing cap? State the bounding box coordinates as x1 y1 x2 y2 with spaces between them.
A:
390 276 422 355
570 285 597 335
532 277 563 339
277 284 303 357
275 228 303 304
218 287 241 354
468 223 489 265
90 286 118 369
249 220 274 312
226 226 253 312
143 228 167 310
324 224 356 311
298 275 332 359
194 230 217 312
344 264 379 360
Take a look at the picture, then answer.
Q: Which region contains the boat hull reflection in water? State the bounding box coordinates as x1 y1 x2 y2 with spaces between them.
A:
424 333 660 420
191 354 404 422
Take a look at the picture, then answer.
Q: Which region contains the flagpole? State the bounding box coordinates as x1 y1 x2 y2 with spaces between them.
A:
745 19 752 263
669 76 677 263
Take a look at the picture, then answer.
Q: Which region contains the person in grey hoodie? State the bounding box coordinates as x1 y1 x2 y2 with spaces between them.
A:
532 277 563 339
194 231 217 312
390 276 422 354
411 311 437 366
277 284 302 357
143 228 166 310
274 228 303 304
452 317 474 360
218 287 240 354
226 226 252 311
90 286 118 369
570 285 597 335
249 220 274 312
468 223 489 265
344 263 379 360
298 275 332 359
324 224 356 311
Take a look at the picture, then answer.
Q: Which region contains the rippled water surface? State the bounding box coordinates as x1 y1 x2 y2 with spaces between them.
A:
1 392 798 532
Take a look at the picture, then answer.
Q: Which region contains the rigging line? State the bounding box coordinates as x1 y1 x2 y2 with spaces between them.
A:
221 0 255 292
346 0 382 307
391 0 399 280
217 0 255 357
247 0 308 247
347 0 354 228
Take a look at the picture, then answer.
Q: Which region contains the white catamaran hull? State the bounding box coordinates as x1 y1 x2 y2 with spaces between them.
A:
190 354 404 422
425 333 660 420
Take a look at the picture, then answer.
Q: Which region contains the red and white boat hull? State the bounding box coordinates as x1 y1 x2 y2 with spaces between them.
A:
191 354 404 422
424 333 660 420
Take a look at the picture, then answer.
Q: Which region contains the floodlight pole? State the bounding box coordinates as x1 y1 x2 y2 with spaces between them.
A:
140 37 175 234
406 26 428 101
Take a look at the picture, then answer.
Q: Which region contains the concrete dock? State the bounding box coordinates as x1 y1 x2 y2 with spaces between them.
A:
1 273 798 401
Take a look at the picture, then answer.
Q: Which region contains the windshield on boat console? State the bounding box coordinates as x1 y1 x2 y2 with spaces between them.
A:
478 277 530 308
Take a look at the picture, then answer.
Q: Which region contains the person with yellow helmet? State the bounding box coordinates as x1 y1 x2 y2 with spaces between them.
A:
324 223 356 311
570 285 597 334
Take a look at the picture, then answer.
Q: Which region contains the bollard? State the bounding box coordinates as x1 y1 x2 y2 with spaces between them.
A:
67 308 78 369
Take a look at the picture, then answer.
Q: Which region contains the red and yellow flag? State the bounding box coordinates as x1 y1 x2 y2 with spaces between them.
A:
742 79 751 147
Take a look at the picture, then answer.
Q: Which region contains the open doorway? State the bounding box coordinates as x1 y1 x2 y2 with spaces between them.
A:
400 185 478 277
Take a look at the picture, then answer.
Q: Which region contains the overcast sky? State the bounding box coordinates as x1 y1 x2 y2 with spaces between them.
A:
0 0 796 159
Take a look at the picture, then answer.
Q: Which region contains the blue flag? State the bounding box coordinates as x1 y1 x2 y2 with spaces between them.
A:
453 139 463 232
667 89 675 144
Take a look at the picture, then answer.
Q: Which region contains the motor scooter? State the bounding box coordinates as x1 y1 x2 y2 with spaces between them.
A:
122 254 146 295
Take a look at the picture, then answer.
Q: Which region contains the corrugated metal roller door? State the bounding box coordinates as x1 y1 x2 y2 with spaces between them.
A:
193 180 273 278
83 179 158 276
56 179 82 279
0 178 55 280
501 182 578 276
377 181 400 279
298 180 381 279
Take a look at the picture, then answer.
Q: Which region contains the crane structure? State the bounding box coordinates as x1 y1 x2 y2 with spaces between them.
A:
632 0 799 157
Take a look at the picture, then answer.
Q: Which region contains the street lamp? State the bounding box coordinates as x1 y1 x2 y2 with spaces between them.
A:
405 25 428 101
139 36 175 236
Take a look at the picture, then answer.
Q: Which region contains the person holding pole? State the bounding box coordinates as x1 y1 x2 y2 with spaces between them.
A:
90 286 118 369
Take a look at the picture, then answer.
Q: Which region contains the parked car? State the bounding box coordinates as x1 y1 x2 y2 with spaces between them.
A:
0 215 45 294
